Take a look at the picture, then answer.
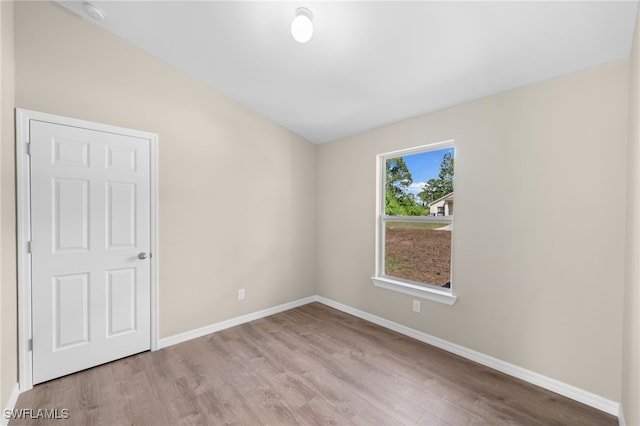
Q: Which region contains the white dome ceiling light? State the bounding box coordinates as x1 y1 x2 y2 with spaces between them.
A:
291 7 313 43
83 2 106 21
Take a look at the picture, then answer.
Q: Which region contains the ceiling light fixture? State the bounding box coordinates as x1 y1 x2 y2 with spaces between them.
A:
83 2 106 21
291 7 313 43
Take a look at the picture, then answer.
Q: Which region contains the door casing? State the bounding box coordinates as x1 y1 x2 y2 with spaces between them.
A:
16 109 160 391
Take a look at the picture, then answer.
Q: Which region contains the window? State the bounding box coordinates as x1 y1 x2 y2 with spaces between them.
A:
371 141 457 305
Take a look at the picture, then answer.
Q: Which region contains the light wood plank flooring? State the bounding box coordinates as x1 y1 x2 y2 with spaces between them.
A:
12 303 616 425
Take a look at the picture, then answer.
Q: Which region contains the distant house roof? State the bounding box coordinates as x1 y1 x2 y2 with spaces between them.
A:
428 191 454 207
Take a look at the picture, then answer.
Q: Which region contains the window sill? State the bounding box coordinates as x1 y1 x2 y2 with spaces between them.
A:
371 276 457 306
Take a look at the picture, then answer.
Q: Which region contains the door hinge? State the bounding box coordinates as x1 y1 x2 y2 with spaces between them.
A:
28 338 33 351
26 141 31 156
27 241 32 254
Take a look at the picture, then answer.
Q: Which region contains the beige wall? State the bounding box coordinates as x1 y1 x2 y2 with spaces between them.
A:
13 0 316 341
623 7 640 426
317 61 628 401
1 0 17 412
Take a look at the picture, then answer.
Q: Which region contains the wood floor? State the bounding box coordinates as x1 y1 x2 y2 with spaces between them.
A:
13 303 616 425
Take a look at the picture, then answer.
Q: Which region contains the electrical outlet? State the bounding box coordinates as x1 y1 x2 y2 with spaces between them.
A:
238 288 245 301
412 300 421 313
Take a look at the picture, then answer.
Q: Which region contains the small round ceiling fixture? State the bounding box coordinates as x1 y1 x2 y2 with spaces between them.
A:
291 7 313 43
83 2 106 21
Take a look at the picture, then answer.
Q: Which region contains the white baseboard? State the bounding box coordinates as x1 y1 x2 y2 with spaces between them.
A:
158 296 317 349
1 383 20 426
315 296 620 417
618 404 626 426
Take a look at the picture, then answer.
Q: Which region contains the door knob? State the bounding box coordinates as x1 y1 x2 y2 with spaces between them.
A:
138 252 148 260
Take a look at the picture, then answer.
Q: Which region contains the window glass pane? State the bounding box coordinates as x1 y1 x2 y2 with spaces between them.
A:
382 146 454 288
385 148 454 216
384 220 452 287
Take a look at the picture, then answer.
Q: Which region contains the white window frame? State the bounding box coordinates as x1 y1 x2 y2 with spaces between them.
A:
371 140 457 305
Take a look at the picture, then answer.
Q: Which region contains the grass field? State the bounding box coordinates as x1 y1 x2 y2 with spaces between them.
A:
385 223 451 287
386 221 449 230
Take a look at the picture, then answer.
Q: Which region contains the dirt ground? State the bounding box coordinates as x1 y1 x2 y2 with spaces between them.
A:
385 227 451 287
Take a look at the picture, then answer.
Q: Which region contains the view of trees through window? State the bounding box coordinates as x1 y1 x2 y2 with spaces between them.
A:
383 147 454 288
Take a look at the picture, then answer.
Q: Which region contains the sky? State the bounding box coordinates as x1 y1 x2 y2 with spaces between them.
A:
402 147 454 198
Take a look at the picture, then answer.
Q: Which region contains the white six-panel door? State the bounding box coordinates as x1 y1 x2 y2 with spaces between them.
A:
30 120 152 384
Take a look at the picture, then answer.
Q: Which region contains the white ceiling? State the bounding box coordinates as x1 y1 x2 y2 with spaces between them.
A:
58 1 638 144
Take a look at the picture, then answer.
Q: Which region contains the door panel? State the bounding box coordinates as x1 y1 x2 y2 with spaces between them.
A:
107 145 137 171
53 138 89 167
107 182 137 248
107 268 137 336
53 178 90 252
54 273 89 349
30 120 151 384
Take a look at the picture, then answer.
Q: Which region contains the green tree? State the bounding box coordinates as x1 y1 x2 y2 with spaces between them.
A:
418 152 454 204
386 157 412 198
385 157 427 216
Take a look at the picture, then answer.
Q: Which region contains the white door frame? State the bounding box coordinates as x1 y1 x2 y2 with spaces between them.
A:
16 109 160 391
